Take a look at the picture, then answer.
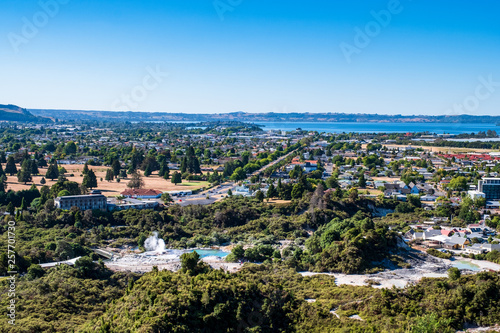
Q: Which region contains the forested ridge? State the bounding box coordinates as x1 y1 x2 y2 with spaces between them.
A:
2 261 496 332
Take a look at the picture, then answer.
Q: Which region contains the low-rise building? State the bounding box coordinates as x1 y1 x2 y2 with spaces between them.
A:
107 198 159 211
55 191 107 211
121 189 163 199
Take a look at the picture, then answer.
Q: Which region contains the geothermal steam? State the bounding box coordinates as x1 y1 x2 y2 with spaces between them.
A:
144 232 166 252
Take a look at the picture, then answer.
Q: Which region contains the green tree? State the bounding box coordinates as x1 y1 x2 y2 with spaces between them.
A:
180 251 208 276
46 161 59 180
63 141 77 155
144 164 152 177
105 169 114 182
127 171 144 189
82 169 98 189
358 173 366 188
171 171 182 185
267 183 277 198
26 264 45 280
5 156 17 176
0 175 6 192
161 192 173 203
448 176 468 191
289 165 303 179
6 202 14 215
111 159 121 176
17 159 32 184
208 170 220 184
58 190 71 197
291 183 304 199
30 159 39 175
82 163 90 175
230 167 246 181
255 190 264 202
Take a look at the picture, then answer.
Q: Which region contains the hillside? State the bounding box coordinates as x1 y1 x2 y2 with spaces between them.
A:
0 104 50 122
29 108 500 124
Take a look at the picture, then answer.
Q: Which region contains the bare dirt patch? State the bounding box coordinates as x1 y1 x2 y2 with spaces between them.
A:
4 164 208 196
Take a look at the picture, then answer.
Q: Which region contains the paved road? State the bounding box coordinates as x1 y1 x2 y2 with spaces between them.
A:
173 148 298 206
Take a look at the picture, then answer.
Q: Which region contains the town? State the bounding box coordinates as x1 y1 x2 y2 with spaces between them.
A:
1 118 500 332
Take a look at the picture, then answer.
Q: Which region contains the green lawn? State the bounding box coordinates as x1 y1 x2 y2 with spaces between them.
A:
178 181 210 187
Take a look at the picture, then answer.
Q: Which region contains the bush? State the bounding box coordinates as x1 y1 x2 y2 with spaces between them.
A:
427 248 452 259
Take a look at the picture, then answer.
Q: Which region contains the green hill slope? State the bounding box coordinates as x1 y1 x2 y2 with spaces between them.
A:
0 104 50 122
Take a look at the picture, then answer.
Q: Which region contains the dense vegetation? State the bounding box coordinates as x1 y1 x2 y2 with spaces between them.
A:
5 259 499 332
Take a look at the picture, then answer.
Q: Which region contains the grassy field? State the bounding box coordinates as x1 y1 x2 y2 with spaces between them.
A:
176 181 210 187
4 164 209 197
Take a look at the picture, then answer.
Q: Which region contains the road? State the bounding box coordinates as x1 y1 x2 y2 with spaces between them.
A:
174 148 298 206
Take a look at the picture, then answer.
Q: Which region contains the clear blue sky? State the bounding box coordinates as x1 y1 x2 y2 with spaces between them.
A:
1 0 499 115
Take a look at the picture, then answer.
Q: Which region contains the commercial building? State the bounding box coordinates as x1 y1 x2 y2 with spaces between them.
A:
55 190 107 211
120 188 163 199
478 178 500 200
107 198 159 211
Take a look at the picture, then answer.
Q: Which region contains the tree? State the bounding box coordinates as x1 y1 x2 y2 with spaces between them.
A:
267 183 277 198
208 170 220 184
5 156 17 176
30 159 39 175
17 159 32 184
448 176 468 191
105 169 115 182
159 161 170 179
46 162 59 180
180 156 187 173
26 264 45 280
185 146 201 174
144 164 152 177
82 169 98 189
255 190 264 202
6 202 14 215
50 176 81 197
291 183 304 199
74 256 99 278
0 175 6 193
348 188 359 202
277 178 284 199
180 251 208 276
58 190 71 197
230 167 246 181
326 175 339 189
358 173 366 188
63 141 77 155
0 163 4 178
127 171 144 189
161 192 173 203
111 159 121 177
227 189 233 197
171 171 182 185
58 166 67 175
289 165 303 179
20 197 27 211
82 163 90 175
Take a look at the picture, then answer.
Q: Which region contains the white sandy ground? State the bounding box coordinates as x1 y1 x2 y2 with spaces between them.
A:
105 253 243 273
104 243 500 288
300 257 500 289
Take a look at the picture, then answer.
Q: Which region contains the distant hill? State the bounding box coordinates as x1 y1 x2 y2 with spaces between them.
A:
0 105 51 122
29 109 500 124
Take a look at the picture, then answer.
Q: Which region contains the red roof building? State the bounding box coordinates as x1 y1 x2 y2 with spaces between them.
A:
120 189 162 199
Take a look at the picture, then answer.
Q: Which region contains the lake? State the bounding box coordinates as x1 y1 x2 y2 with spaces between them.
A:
254 122 498 135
